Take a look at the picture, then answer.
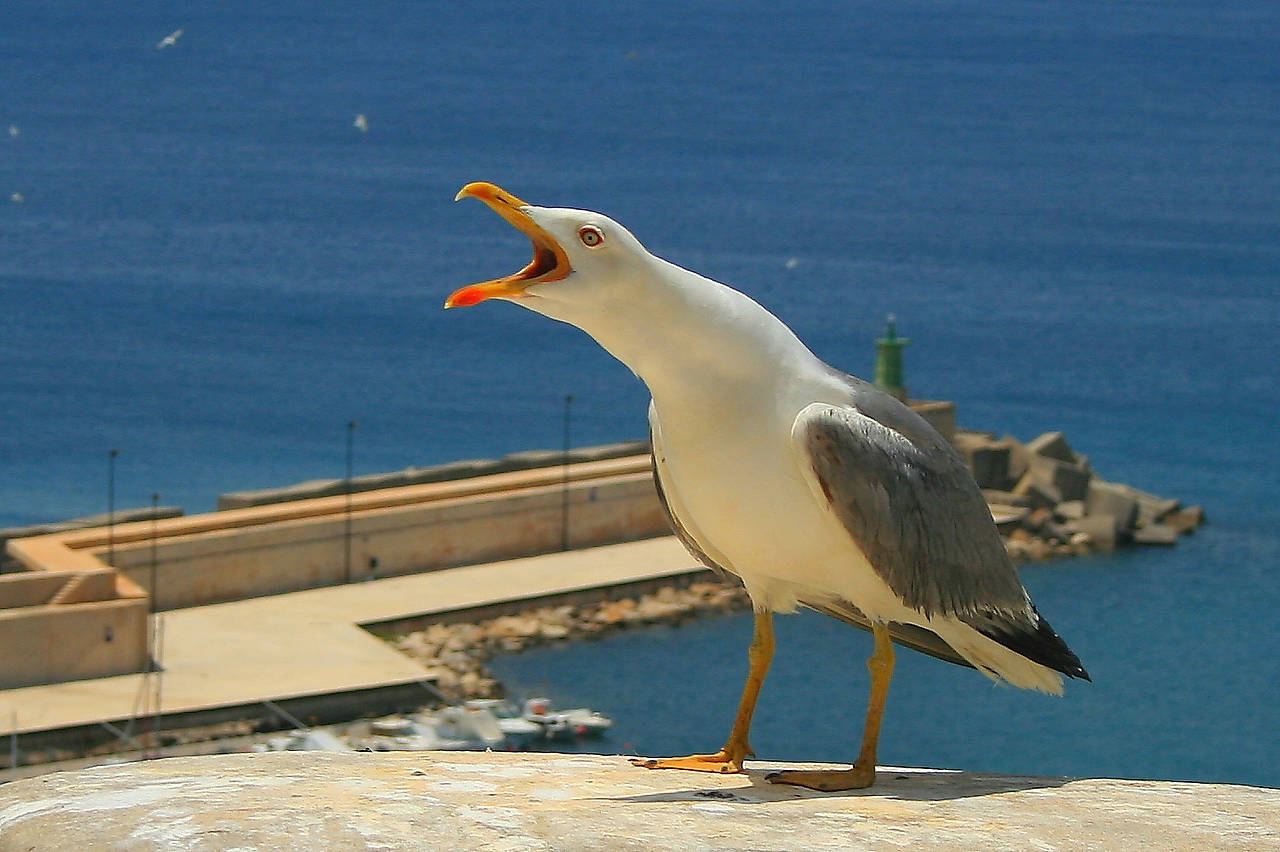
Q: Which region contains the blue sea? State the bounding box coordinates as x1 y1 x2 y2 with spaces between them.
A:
3 1 1277 787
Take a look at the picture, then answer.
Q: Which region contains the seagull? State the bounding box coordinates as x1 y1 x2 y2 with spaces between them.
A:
353 114 369 133
444 182 1089 790
156 28 184 50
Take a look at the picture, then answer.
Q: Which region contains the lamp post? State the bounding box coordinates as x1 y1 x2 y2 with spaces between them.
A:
149 492 160 615
344 421 357 583
106 449 118 565
561 395 573 551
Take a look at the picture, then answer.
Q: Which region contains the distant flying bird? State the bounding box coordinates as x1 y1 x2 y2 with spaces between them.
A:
445 182 1089 790
6 125 18 138
9 192 24 204
156 28 184 50
353 114 369 133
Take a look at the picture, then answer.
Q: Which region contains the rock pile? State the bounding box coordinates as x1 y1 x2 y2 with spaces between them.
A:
391 581 751 702
954 429 1205 562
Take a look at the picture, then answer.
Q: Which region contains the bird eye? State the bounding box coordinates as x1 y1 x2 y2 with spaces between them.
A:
578 226 604 247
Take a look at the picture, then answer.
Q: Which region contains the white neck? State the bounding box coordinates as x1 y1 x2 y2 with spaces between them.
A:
544 257 821 416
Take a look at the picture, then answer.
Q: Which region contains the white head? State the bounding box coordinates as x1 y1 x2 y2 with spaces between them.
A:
444 181 810 390
444 181 659 331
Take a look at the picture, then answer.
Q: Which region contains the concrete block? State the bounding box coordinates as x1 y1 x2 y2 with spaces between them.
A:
983 490 1031 508
1012 470 1060 510
1132 524 1179 546
954 433 1013 490
1027 431 1076 463
911 400 957 443
1029 456 1091 502
1137 495 1182 527
1002 435 1032 483
1165 504 1206 533
988 504 1030 533
1056 500 1086 521
1086 480 1140 530
1064 514 1121 551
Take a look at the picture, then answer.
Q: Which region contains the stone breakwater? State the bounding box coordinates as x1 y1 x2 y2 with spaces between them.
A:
960 428 1205 560
391 580 751 703
389 428 1204 705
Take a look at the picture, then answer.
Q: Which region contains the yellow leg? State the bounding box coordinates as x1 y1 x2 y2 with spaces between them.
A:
767 622 895 791
631 609 775 774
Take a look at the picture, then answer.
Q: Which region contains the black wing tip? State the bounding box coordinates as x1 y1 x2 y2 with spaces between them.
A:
977 607 1091 683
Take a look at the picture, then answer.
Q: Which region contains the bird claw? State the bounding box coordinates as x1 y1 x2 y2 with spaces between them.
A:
766 764 877 791
629 751 747 774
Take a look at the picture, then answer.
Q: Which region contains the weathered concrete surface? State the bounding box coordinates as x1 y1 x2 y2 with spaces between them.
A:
1 751 1276 851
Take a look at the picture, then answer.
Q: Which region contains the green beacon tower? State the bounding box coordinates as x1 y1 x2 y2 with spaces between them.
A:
873 314 910 402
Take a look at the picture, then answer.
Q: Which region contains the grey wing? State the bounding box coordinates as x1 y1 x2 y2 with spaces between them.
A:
797 386 1088 681
793 395 1030 621
652 418 970 667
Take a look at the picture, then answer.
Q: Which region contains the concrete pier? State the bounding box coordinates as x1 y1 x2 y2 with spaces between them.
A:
0 537 699 765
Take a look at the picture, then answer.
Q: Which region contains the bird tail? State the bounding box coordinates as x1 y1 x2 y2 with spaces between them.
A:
967 605 1090 683
807 597 1090 696
937 605 1090 695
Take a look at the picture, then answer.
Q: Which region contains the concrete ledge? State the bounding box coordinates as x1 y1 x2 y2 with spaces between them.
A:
1 751 1276 851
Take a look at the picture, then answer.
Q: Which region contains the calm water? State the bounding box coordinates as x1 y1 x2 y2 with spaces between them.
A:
3 1 1277 785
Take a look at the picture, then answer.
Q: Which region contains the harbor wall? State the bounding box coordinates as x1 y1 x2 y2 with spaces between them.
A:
2 454 670 689
0 570 148 689
107 472 668 611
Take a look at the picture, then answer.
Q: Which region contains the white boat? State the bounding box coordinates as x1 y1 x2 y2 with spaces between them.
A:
264 729 353 753
520 698 613 741
358 707 504 752
463 699 543 747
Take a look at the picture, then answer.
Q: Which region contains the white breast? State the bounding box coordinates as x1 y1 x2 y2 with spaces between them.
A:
649 378 908 621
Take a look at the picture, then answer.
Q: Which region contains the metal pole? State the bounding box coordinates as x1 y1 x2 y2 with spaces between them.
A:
561 395 573 551
151 614 164 757
107 449 118 565
149 492 159 615
344 421 357 583
146 491 161 754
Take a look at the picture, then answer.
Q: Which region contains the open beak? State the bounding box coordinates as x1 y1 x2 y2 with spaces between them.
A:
444 182 572 308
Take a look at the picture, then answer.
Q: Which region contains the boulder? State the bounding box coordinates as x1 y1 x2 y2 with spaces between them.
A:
1027 431 1077 464
1137 495 1182 527
1056 500 1086 521
988 504 1030 533
1003 436 1033 483
954 432 1014 490
1165 505 1206 533
1029 455 1092 502
1132 524 1179 546
1064 514 1122 551
1085 481 1140 531
1012 470 1060 510
983 489 1031 508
